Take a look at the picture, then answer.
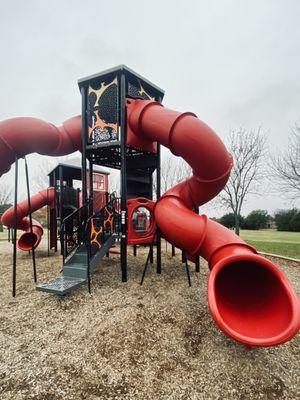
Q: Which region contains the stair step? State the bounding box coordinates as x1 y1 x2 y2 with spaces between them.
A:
36 276 86 296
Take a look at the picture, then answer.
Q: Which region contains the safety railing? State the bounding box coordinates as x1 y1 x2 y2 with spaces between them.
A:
60 203 88 263
84 193 120 293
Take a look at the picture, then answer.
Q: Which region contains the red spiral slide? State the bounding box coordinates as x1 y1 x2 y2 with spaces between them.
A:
0 115 82 250
127 98 300 347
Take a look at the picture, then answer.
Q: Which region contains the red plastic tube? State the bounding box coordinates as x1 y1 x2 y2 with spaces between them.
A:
2 188 55 251
0 115 82 250
127 98 300 346
0 115 82 176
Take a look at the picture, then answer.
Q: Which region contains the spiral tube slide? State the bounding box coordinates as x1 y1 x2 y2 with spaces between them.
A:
127 98 300 346
0 115 82 176
2 188 55 250
0 115 82 250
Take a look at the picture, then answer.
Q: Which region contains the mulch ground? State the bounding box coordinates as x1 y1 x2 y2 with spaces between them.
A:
0 240 299 400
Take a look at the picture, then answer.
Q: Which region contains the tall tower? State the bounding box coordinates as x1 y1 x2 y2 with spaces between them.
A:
78 65 164 281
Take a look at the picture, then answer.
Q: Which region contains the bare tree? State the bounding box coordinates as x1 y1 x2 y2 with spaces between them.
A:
220 127 267 235
31 158 56 192
271 125 300 200
0 181 12 205
0 181 13 232
160 153 191 193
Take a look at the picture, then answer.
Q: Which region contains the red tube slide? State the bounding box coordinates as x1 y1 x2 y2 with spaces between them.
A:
127 98 300 347
0 115 82 176
0 115 82 249
2 188 55 250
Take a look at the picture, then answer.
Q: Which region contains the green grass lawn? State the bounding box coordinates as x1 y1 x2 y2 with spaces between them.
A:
240 229 300 259
1 228 299 259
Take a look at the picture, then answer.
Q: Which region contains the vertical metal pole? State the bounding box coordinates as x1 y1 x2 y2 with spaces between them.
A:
172 245 175 257
81 86 88 216
195 254 200 273
194 206 200 272
87 221 91 294
59 165 63 230
89 160 94 215
156 142 162 274
81 86 89 251
140 247 152 286
184 257 192 287
12 156 18 297
24 157 37 282
133 244 137 257
59 165 64 256
120 72 127 282
156 94 162 274
47 172 51 256
149 244 153 264
53 170 58 252
47 205 50 257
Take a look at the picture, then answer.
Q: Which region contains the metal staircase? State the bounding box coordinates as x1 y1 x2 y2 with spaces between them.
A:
36 195 119 296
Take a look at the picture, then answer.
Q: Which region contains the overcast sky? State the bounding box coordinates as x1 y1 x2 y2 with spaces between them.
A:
0 0 299 216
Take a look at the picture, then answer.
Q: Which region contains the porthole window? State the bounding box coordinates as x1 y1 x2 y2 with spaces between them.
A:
132 207 152 237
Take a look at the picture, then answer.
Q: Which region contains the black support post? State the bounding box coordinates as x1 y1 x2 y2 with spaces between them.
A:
59 165 63 230
149 244 153 264
47 205 50 257
80 86 88 215
140 246 152 286
53 170 58 252
184 256 192 287
120 72 127 282
12 156 18 297
24 157 37 283
194 206 200 272
156 143 162 274
89 160 94 215
172 245 175 257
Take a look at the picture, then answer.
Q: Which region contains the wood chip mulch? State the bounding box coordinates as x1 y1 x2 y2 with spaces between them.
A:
0 240 299 400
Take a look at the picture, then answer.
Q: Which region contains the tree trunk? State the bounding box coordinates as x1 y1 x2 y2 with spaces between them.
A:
234 212 240 236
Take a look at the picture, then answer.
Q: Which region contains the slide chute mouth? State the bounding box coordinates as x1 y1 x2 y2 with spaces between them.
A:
207 254 300 346
18 232 40 251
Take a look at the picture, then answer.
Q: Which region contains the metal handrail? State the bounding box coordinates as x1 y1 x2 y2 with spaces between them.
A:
85 193 118 226
84 193 120 293
60 202 88 263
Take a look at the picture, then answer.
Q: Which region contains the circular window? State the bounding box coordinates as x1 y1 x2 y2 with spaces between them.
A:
132 207 152 237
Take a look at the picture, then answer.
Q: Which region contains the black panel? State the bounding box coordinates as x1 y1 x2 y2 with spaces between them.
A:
127 75 157 100
127 170 153 200
87 75 119 146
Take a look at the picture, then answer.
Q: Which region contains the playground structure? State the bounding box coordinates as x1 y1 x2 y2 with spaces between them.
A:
0 65 299 347
1 158 109 252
